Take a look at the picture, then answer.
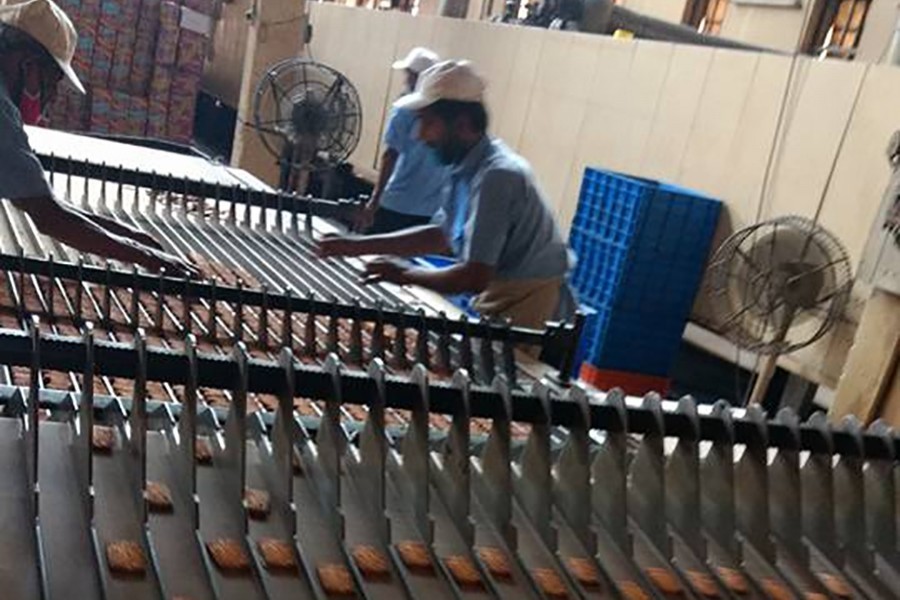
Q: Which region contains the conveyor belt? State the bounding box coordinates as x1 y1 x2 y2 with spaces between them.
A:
0 132 896 599
0 326 898 599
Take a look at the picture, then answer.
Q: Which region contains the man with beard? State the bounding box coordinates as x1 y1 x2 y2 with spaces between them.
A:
319 60 574 329
353 47 449 234
0 0 195 276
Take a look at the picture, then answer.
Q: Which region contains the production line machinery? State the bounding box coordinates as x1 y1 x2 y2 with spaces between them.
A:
0 129 897 599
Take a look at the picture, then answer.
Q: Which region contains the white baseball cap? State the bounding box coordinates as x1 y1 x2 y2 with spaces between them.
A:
394 60 485 111
0 0 84 93
392 47 439 74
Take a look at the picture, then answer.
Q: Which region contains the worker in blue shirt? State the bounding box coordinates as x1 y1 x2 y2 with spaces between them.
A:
0 0 193 276
354 47 450 234
321 60 575 330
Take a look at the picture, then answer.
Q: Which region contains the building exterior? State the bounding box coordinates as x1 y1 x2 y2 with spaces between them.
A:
617 0 897 64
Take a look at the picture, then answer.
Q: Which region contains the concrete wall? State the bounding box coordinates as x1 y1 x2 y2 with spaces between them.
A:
299 3 900 388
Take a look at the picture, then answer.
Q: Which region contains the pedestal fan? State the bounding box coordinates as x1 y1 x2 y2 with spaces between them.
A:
706 216 853 405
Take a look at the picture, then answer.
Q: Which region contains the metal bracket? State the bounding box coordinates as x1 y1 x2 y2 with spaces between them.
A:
553 384 595 555
768 408 807 564
432 369 474 546
317 354 346 536
833 415 873 572
478 375 516 549
515 379 556 551
402 365 433 544
735 404 775 563
700 400 740 560
591 389 631 557
356 359 390 543
665 396 706 561
628 393 671 559
865 420 897 564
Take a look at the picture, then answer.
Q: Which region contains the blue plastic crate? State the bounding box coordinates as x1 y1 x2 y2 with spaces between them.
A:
568 168 722 377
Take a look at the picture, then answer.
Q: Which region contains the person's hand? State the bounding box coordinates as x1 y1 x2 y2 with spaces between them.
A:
141 249 201 279
316 232 359 258
352 199 378 233
362 257 409 286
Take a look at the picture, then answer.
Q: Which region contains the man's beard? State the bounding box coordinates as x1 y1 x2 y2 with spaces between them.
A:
431 137 468 166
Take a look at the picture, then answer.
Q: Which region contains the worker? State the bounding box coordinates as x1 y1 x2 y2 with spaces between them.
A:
353 47 450 234
320 60 575 330
0 0 195 276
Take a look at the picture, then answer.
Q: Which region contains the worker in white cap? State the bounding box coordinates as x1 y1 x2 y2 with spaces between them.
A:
321 60 575 331
0 0 195 276
353 47 450 234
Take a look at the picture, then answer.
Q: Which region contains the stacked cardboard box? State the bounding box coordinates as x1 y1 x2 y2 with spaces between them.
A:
47 0 218 145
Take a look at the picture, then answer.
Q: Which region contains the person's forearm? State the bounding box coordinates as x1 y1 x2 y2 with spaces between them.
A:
400 264 491 295
72 204 140 239
13 197 154 266
348 225 451 257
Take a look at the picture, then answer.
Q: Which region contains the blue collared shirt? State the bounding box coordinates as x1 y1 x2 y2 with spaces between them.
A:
433 136 573 282
380 106 449 217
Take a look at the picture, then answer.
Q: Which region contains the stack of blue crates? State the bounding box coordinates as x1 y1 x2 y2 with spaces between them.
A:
569 168 722 377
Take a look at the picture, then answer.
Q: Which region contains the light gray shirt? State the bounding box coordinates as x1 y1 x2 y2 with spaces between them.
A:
0 78 53 200
434 136 573 281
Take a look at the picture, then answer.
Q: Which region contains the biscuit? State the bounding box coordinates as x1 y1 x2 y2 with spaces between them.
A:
207 538 251 572
395 540 432 572
257 538 295 570
567 557 601 588
92 425 116 453
195 437 213 464
687 570 719 597
146 481 173 512
715 567 749 595
351 545 390 579
445 555 482 589
816 573 851 598
476 546 512 580
292 451 304 475
761 579 792 600
244 488 271 520
106 540 146 574
317 563 355 596
644 567 682 594
618 581 651 600
532 568 568 599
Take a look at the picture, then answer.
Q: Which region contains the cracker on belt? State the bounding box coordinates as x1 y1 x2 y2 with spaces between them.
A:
106 540 146 574
244 488 271 520
257 538 296 570
145 481 173 512
351 545 390 579
476 546 512 580
395 540 432 572
444 555 482 589
207 538 251 572
92 425 116 453
317 563 355 597
531 568 568 599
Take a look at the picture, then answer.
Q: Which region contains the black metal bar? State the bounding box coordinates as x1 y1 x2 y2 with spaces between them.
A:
34 152 357 220
0 253 562 350
0 327 896 459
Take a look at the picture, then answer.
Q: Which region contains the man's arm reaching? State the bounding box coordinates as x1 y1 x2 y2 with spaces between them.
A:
11 195 196 276
317 224 452 259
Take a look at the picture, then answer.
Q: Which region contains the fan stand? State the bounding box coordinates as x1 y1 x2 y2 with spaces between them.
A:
747 309 794 406
277 141 313 195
